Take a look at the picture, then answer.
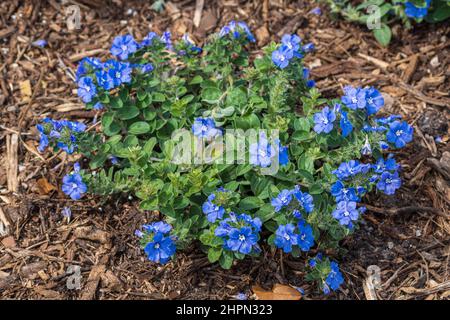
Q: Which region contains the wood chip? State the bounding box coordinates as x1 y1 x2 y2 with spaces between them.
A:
80 264 106 300
252 284 301 300
193 0 204 28
19 80 32 102
36 178 57 195
6 134 19 192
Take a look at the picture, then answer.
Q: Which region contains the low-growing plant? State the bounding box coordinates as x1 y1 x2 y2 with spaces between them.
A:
323 0 450 45
36 21 413 295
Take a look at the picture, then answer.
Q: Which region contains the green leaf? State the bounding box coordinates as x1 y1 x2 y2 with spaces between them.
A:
128 121 150 135
143 137 157 155
110 96 123 109
189 75 203 85
152 92 166 102
201 87 222 104
219 251 234 269
207 247 223 263
309 183 323 195
239 196 264 210
117 104 140 120
373 24 391 47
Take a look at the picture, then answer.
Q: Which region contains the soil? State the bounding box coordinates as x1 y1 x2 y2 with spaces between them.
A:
0 0 449 300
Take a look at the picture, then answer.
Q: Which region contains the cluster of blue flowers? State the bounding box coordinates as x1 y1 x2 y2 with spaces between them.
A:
214 213 262 255
271 34 314 69
136 221 176 264
331 153 404 227
404 0 432 19
75 31 182 105
62 163 87 200
249 132 289 168
271 187 315 253
36 118 86 154
219 21 256 43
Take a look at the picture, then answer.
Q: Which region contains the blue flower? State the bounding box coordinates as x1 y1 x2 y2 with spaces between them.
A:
192 117 221 139
373 157 399 174
376 114 402 125
330 181 359 202
376 171 401 195
271 189 292 212
219 21 255 42
37 133 49 152
293 187 314 213
281 34 302 57
182 34 202 53
325 261 344 292
141 32 157 47
62 206 72 220
310 7 322 15
138 63 154 73
62 172 87 200
160 31 173 50
110 34 138 60
361 136 372 156
227 226 258 254
379 141 389 150
235 292 247 300
202 194 225 223
109 61 132 87
302 67 310 79
95 69 114 90
332 201 360 226
249 132 274 168
306 80 316 88
332 160 366 180
274 224 299 253
77 76 97 103
386 121 413 148
365 87 384 115
93 102 103 110
271 46 293 69
277 141 289 166
341 86 366 110
297 221 314 251
302 42 315 53
339 111 353 137
143 221 172 234
76 57 102 81
144 231 176 264
32 39 47 48
313 106 336 134
404 0 431 19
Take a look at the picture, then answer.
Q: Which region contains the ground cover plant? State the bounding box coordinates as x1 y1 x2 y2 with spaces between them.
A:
33 21 416 295
324 0 450 45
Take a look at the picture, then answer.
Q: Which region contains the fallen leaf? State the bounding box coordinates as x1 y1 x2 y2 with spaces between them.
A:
19 80 32 102
252 284 301 300
1 235 16 248
36 178 57 195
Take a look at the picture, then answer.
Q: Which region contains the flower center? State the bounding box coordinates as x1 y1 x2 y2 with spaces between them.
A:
239 234 246 241
351 97 358 103
72 183 78 189
154 243 160 249
121 45 127 51
396 130 403 137
284 234 290 241
116 72 121 78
